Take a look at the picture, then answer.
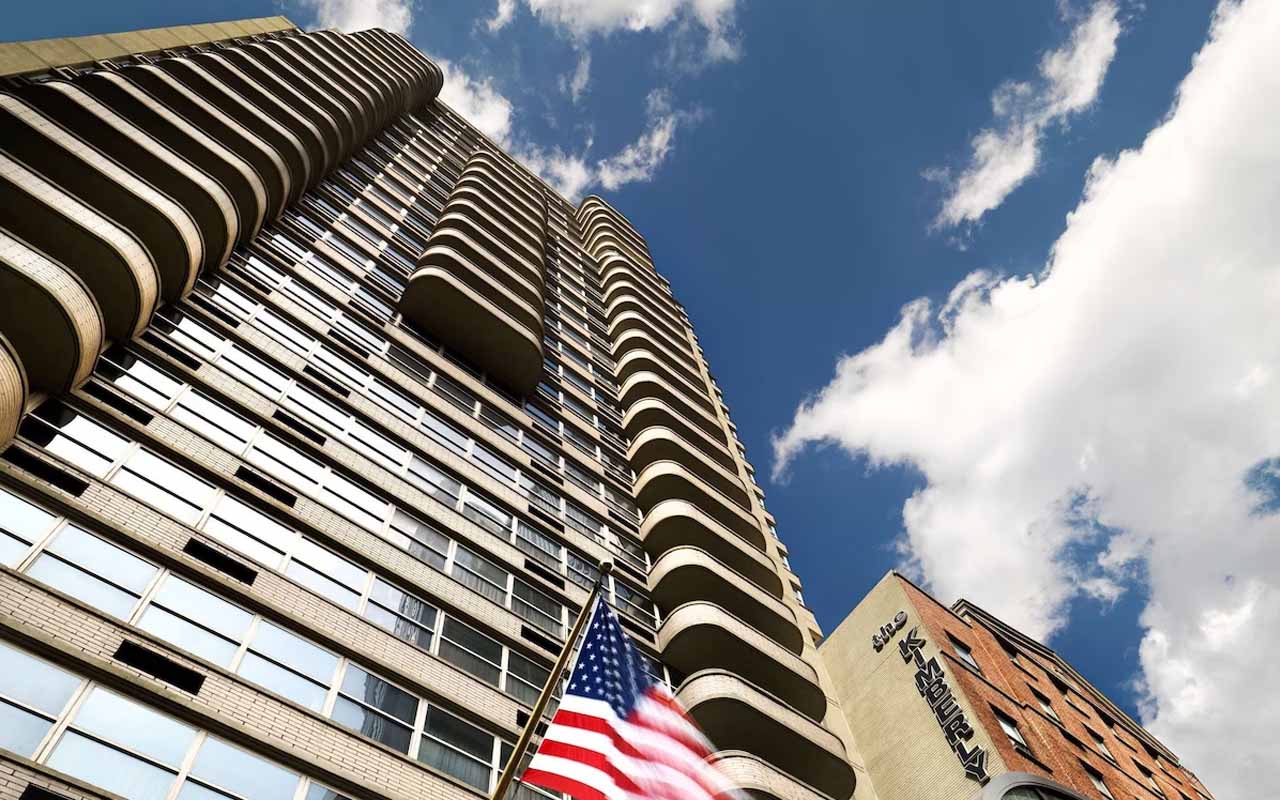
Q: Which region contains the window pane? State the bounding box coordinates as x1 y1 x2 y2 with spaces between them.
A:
26 555 139 620
341 665 418 724
368 579 438 630
425 705 493 760
0 699 53 756
136 606 240 667
237 653 329 711
47 526 156 593
285 560 362 609
0 641 81 714
418 735 490 790
251 622 338 683
150 577 254 640
189 737 299 800
331 696 413 753
48 731 177 800
0 487 54 548
71 688 197 766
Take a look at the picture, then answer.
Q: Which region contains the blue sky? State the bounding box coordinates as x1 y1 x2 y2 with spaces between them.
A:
9 2 1280 794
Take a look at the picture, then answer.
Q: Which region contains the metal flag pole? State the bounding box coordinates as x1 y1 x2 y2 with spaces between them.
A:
489 557 613 800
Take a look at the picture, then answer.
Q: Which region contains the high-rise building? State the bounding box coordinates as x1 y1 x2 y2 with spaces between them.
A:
0 17 866 800
820 573 1216 800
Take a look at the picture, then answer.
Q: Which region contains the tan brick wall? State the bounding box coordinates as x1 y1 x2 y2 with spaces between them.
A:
820 573 1008 800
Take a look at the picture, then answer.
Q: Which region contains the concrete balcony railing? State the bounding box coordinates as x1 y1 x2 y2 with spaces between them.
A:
677 670 856 800
623 398 736 472
639 499 776 590
633 461 760 544
629 426 750 507
659 602 825 720
709 750 838 800
649 546 803 655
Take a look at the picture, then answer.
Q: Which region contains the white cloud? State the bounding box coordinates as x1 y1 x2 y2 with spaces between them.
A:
434 58 515 146
296 0 414 36
485 0 518 32
494 0 741 63
930 1 1121 230
773 1 1280 796
560 51 592 103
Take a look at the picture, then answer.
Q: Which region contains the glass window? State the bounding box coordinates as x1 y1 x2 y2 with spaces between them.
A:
48 731 178 800
187 736 299 800
365 578 438 650
0 486 55 567
113 450 216 525
27 525 157 620
950 636 981 672
995 709 1030 751
420 706 493 790
0 640 81 756
1083 765 1115 800
439 616 502 686
69 687 198 766
252 622 339 683
340 665 418 724
237 652 329 711
1089 729 1114 761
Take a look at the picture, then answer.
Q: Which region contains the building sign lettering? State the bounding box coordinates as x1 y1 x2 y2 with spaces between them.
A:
876 619 989 785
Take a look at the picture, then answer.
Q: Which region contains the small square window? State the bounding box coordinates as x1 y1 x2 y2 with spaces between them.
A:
950 636 981 673
1082 763 1114 800
994 709 1030 753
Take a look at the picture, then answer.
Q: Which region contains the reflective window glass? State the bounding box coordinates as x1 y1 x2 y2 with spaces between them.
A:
188 736 299 800
48 731 178 800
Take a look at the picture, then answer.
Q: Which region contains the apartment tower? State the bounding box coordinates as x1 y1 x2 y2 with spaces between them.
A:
0 17 864 800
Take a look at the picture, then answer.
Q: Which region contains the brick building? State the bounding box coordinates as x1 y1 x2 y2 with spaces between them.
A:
0 15 864 800
820 573 1216 800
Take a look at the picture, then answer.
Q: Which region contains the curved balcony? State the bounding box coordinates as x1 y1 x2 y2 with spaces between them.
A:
1 157 159 341
308 33 393 123
401 259 544 395
433 211 543 290
600 257 681 316
610 309 695 363
468 154 545 214
220 45 343 172
623 398 734 469
629 427 748 507
190 51 330 186
709 751 837 800
578 196 650 253
614 330 705 391
454 175 545 240
118 63 290 220
0 93 202 303
440 195 543 266
649 547 802 654
620 372 722 439
0 230 104 394
363 30 444 106
640 499 775 589
586 231 652 271
659 602 824 720
425 227 543 311
265 37 366 149
333 32 409 114
606 289 691 346
17 81 236 274
156 57 310 204
677 670 856 800
287 34 384 133
634 461 761 547
77 70 268 245
0 335 25 447
615 350 713 415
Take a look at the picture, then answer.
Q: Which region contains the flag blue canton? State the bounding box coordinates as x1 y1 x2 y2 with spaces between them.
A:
564 600 653 719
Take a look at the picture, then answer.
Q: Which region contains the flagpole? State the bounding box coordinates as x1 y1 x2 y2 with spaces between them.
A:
490 557 613 800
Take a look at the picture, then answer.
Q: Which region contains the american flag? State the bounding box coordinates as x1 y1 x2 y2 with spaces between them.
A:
521 599 739 800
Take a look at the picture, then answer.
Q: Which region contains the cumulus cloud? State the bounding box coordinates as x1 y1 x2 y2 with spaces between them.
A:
486 0 741 63
296 0 414 36
434 59 515 146
930 1 1121 230
773 1 1280 795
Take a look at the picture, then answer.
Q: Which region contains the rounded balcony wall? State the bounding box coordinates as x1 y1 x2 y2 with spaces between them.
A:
659 602 823 719
0 93 203 303
677 670 856 800
649 546 802 654
640 499 776 590
400 263 544 396
0 158 159 341
613 330 704 389
0 230 105 394
190 51 330 187
619 372 722 439
709 751 837 800
0 334 28 447
156 57 310 204
308 32 394 123
629 426 750 507
77 70 268 246
623 398 735 470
